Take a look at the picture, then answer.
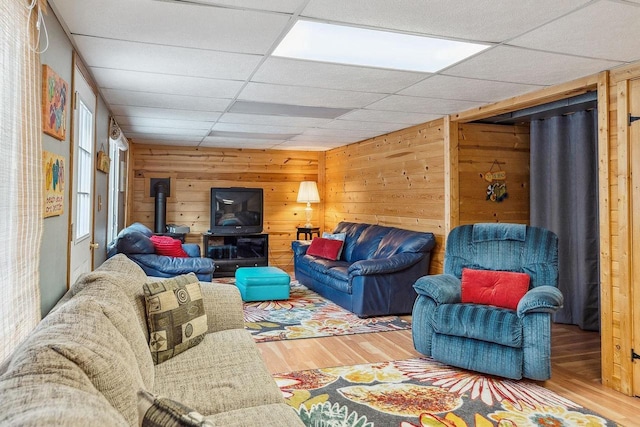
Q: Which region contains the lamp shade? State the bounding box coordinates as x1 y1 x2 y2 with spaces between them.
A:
297 181 320 203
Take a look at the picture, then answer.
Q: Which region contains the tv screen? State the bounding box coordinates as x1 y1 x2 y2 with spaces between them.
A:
210 187 263 235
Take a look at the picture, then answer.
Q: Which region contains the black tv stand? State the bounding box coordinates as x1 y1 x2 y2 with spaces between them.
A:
202 233 268 277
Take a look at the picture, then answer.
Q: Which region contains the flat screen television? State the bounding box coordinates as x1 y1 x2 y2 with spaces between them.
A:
210 187 263 235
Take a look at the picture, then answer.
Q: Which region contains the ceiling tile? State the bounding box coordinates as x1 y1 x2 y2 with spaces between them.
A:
212 122 306 134
238 83 386 109
128 134 202 143
323 120 407 133
300 0 591 42
301 128 378 139
111 105 222 122
445 46 622 85
399 75 542 102
75 36 262 80
291 134 360 144
510 1 640 63
228 100 351 118
184 0 305 13
131 138 202 146
339 109 441 124
91 68 243 98
219 113 332 127
273 141 338 151
50 0 290 54
366 95 482 114
103 89 231 112
115 116 214 130
200 136 283 148
252 57 429 93
120 126 208 137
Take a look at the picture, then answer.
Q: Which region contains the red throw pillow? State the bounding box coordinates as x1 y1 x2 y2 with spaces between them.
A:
306 237 344 261
149 235 189 258
461 268 530 310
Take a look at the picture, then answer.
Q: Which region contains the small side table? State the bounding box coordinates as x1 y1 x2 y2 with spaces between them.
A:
297 227 320 240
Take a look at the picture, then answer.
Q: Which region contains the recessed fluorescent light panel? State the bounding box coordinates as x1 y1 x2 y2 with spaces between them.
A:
273 20 490 73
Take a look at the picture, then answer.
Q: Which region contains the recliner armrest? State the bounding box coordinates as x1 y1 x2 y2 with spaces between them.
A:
348 253 423 276
413 274 461 305
516 286 563 317
291 240 311 257
182 243 201 258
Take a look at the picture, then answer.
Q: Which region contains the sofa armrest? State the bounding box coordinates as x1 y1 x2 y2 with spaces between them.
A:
200 282 245 332
182 243 201 257
517 286 563 317
413 274 461 305
291 240 311 257
347 253 424 276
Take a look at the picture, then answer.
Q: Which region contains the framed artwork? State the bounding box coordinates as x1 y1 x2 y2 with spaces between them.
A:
42 64 69 140
43 151 65 218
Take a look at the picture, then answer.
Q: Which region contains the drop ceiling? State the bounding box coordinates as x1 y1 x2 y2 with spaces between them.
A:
49 0 640 151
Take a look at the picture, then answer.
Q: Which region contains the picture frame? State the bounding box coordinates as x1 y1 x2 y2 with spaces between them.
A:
43 151 65 218
42 64 69 141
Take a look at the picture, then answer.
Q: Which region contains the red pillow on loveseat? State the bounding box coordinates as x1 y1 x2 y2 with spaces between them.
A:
149 235 189 258
306 237 344 261
461 268 530 310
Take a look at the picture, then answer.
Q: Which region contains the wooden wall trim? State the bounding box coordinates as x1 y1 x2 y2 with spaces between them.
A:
444 116 459 233
615 79 633 395
610 62 640 84
597 71 614 388
452 74 599 123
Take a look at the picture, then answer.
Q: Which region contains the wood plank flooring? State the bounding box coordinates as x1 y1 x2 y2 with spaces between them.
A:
257 321 640 426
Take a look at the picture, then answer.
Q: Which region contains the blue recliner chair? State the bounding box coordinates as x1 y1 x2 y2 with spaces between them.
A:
411 223 563 380
107 223 214 282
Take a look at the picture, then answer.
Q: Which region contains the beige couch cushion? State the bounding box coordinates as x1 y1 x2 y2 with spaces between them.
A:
153 329 284 415
55 254 151 341
0 323 128 426
26 295 147 426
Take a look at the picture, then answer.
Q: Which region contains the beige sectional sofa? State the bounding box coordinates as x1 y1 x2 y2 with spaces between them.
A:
0 254 303 426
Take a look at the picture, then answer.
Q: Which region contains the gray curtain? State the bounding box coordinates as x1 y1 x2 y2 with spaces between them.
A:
530 110 600 331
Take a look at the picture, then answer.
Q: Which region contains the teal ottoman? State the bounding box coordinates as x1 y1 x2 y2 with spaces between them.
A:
235 266 291 302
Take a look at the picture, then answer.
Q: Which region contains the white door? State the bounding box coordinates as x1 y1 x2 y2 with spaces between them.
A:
69 66 96 285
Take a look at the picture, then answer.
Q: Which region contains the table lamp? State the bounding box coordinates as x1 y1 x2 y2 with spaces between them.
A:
297 181 320 228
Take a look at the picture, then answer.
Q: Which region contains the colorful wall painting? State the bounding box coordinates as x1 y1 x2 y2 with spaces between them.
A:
43 151 65 218
42 64 69 141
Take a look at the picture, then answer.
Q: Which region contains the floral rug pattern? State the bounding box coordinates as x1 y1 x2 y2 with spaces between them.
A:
274 357 618 427
212 279 412 343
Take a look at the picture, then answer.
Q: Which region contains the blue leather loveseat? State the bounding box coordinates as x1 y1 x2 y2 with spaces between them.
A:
107 223 215 281
292 222 436 317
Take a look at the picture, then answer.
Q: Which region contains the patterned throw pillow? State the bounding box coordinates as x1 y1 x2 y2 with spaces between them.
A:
138 390 214 427
143 274 208 364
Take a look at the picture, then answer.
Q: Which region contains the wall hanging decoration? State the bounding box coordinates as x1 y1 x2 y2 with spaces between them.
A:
97 144 111 173
41 65 69 141
484 160 508 203
43 151 65 217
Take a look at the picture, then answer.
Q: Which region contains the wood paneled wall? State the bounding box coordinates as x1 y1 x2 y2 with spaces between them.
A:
458 123 530 225
324 119 447 273
601 64 640 396
127 144 321 273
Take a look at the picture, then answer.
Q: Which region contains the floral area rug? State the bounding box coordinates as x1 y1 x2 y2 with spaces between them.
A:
212 279 411 343
274 357 617 427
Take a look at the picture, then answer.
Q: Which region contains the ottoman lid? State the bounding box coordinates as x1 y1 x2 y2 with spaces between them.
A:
236 266 290 286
